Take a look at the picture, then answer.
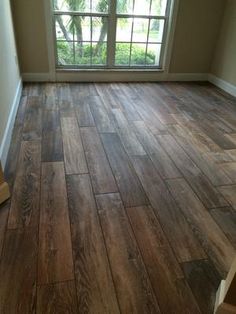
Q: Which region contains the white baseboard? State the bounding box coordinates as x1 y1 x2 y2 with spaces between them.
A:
208 74 236 98
21 71 209 82
22 72 52 82
0 79 22 169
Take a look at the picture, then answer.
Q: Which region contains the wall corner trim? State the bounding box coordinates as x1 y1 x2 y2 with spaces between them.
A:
0 79 22 169
208 74 236 98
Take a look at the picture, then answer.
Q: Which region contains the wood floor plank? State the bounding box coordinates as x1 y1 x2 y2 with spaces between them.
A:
157 134 228 209
0 202 9 256
61 117 88 175
127 205 201 314
67 174 120 313
196 119 236 150
132 97 168 135
169 124 232 186
133 121 181 179
96 193 160 314
181 260 221 314
89 96 115 133
42 109 63 162
44 83 58 110
131 155 206 262
167 178 235 275
80 127 118 194
210 207 236 248
38 162 74 284
75 99 95 127
218 185 236 210
0 228 37 313
57 83 73 110
22 96 42 140
8 141 41 229
112 108 146 156
37 281 78 313
101 133 149 207
111 89 142 121
220 162 236 182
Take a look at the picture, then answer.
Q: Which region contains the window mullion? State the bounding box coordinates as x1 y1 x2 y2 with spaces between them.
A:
107 0 117 67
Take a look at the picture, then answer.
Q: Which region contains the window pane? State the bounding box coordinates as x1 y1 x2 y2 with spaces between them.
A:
132 18 149 42
116 18 132 42
92 43 107 65
92 17 108 41
53 0 109 13
130 43 146 65
80 16 91 41
146 43 161 66
115 43 131 65
92 0 109 13
75 43 92 65
57 41 75 65
116 0 133 14
151 0 168 15
54 0 90 12
148 19 165 42
56 15 73 40
133 0 150 15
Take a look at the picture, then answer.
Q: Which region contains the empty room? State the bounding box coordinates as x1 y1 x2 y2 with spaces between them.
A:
1 0 236 312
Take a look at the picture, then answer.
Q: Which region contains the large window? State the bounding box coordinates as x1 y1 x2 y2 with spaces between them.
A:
53 0 171 69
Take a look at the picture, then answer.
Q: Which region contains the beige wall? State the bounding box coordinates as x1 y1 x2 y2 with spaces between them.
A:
11 0 225 75
0 0 21 151
211 0 236 86
11 0 49 73
169 0 225 73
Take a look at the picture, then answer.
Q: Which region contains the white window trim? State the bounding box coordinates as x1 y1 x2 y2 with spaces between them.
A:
43 0 179 81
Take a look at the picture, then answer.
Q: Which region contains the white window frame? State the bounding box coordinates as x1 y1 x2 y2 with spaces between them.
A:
43 0 179 81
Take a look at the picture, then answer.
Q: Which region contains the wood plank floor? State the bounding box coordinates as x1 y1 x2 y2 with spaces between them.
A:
1 82 236 313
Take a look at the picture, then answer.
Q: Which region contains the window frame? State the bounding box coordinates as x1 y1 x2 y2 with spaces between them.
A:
52 0 173 70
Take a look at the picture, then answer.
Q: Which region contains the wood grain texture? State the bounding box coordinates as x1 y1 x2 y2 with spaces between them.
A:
37 281 78 313
127 205 201 314
67 174 120 313
38 162 74 284
133 121 181 179
0 228 37 313
167 178 235 275
75 100 95 127
0 202 9 256
181 260 221 314
3 82 236 312
157 134 228 208
8 141 41 229
89 96 115 133
80 127 118 194
96 193 161 313
101 133 149 207
131 155 206 262
210 207 236 248
112 108 146 156
218 185 236 210
22 96 42 140
61 117 88 174
220 162 236 182
42 109 63 162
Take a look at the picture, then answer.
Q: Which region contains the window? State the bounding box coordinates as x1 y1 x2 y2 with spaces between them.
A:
53 0 171 69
